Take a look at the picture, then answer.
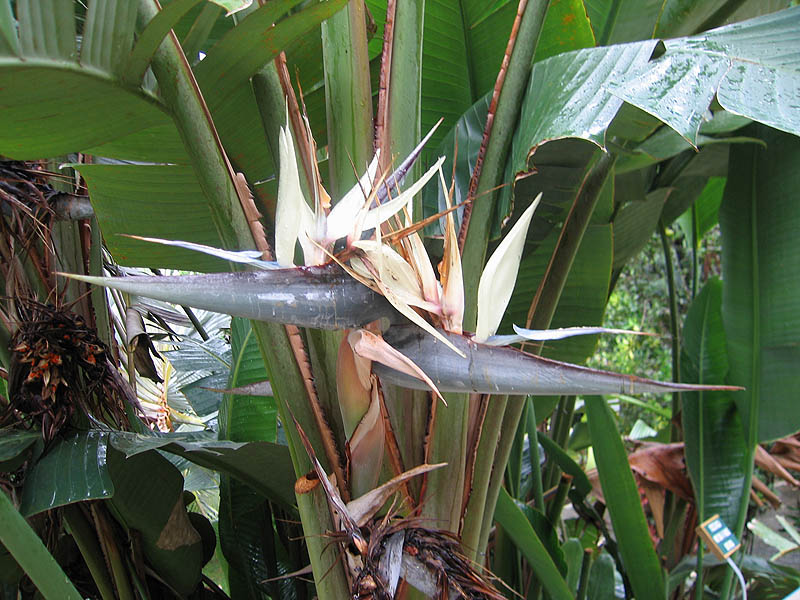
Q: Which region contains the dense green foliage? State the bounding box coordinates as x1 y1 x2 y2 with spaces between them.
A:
1 1 800 599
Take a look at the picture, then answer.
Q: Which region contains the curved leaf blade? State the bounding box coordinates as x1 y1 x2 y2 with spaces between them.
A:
19 432 114 517
495 488 574 600
585 396 665 600
681 278 746 527
609 7 800 143
0 491 82 600
721 124 800 443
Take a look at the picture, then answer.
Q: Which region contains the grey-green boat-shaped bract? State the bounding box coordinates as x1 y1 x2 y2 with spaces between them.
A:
375 325 742 396
65 268 741 396
65 265 396 330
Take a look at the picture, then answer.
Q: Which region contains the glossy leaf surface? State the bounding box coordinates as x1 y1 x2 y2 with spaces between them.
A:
720 124 800 442
681 279 746 527
610 8 800 143
19 432 114 517
585 396 665 600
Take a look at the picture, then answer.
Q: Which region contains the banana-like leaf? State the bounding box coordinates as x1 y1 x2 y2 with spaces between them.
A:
681 279 746 528
495 488 573 600
721 124 800 443
0 490 82 600
107 442 204 596
63 265 397 330
585 396 665 600
109 431 295 510
0 430 38 466
609 7 800 143
19 432 114 517
375 325 741 396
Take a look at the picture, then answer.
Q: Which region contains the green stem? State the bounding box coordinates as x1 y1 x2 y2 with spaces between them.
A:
658 220 681 442
690 202 698 299
386 0 425 217
62 505 116 600
545 396 575 490
0 492 82 600
321 0 373 198
461 0 551 330
575 550 592 600
461 394 507 561
546 474 572 526
92 505 134 600
421 392 470 533
139 2 350 596
527 399 545 512
476 395 527 554
89 217 114 348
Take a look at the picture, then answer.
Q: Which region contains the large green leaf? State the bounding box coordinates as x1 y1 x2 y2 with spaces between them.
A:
17 0 75 60
499 39 658 229
108 432 296 510
611 188 668 274
0 490 82 600
419 0 514 151
0 63 172 159
585 395 665 600
226 318 277 444
0 430 38 467
195 0 345 106
584 0 662 44
681 278 746 527
107 444 204 596
419 0 594 153
19 432 114 517
82 0 137 76
609 7 800 143
75 164 225 271
720 124 800 443
217 317 286 598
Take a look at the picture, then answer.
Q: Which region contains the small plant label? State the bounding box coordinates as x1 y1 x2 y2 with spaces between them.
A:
697 514 741 560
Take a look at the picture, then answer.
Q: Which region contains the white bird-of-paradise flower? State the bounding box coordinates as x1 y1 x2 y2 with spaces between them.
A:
274 114 444 269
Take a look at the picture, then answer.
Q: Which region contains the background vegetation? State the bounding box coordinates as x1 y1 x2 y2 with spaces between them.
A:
1 1 800 599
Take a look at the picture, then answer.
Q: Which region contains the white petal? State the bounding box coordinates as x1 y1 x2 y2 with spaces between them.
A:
325 150 380 242
357 156 446 237
351 242 440 314
275 126 305 267
475 193 542 342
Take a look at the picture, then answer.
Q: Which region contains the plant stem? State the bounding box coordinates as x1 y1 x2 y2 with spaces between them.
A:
139 2 350 595
546 474 572 526
461 394 507 561
91 504 135 600
422 392 470 532
63 504 116 600
575 550 592 600
461 0 551 330
690 202 698 299
658 220 681 441
385 0 424 217
527 399 545 511
477 394 527 553
321 0 373 198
